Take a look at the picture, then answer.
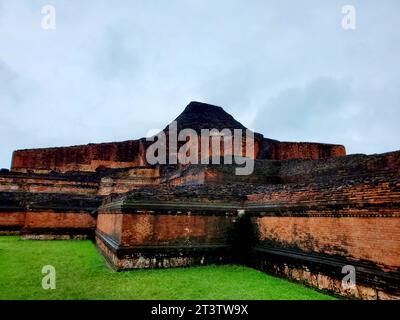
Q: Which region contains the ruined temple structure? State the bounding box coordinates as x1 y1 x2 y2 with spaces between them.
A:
1 101 399 299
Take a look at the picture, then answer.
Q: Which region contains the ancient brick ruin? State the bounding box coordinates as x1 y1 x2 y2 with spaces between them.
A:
1 101 399 299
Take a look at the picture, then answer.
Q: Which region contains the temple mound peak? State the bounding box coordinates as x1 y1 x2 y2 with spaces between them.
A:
165 101 248 133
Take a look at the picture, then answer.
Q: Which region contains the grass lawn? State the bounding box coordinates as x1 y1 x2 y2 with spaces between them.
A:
0 236 335 300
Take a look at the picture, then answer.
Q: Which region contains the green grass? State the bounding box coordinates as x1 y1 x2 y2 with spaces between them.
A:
0 236 335 300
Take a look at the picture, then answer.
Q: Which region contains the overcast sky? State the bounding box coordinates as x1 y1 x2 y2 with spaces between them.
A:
0 1 399 168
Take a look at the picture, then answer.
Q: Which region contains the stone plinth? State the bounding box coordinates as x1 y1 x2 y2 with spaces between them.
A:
96 193 241 270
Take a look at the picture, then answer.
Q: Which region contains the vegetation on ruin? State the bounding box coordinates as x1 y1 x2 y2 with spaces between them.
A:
0 237 335 300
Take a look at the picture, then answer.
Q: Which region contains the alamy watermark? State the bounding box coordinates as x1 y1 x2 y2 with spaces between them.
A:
341 265 356 289
39 5 356 31
42 265 56 290
145 121 255 175
341 5 356 30
41 5 56 30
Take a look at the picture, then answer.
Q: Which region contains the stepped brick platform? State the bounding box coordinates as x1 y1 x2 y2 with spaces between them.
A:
0 101 398 300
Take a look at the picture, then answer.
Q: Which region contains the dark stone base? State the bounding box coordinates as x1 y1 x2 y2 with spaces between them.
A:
250 245 400 300
21 228 95 240
0 226 21 235
95 230 237 271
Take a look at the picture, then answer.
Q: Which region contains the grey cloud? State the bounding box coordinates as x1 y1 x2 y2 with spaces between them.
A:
253 76 400 155
253 76 354 140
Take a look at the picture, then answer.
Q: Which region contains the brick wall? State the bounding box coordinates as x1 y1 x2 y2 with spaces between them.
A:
96 198 239 270
96 213 123 244
0 212 25 233
254 216 400 269
0 173 99 194
263 141 346 160
119 213 234 246
11 139 148 173
245 152 400 298
21 210 97 239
